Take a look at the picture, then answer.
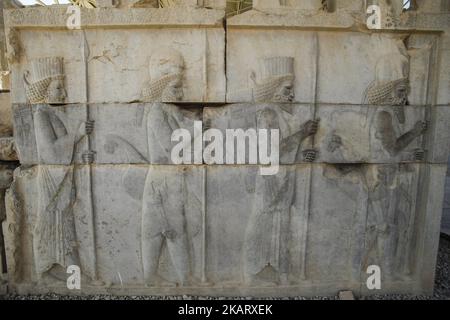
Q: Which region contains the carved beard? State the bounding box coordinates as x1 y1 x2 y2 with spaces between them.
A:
273 87 294 102
393 105 406 124
142 73 182 102
161 83 183 102
253 75 294 102
366 78 408 106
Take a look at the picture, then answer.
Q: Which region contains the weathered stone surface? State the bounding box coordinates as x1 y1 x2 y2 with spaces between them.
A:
253 0 325 11
0 163 14 280
204 103 428 164
4 7 225 28
227 30 438 105
315 104 427 164
0 92 12 137
5 7 226 104
12 103 202 165
338 290 355 300
427 106 450 164
3 163 442 296
0 137 17 161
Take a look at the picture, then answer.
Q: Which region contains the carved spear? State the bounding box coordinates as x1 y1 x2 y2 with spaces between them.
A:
81 29 102 285
299 32 320 280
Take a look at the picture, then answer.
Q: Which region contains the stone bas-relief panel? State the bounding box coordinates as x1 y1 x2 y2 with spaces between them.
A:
12 103 202 165
226 30 438 105
204 103 318 165
13 102 433 166
9 31 86 105
315 104 427 163
204 103 427 164
86 28 225 103
12 104 88 165
4 163 436 296
8 24 225 104
4 165 204 289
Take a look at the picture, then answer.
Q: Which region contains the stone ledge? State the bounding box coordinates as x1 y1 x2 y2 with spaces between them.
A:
4 7 225 29
227 10 449 33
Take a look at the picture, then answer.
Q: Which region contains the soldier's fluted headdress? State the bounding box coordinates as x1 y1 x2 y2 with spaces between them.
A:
25 57 65 104
253 57 295 102
365 52 409 105
141 48 184 102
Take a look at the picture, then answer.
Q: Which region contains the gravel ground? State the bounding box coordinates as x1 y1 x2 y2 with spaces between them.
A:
1 236 449 301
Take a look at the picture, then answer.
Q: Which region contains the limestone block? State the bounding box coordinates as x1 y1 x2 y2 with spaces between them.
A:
125 0 226 8
86 28 225 103
8 32 87 105
416 0 449 13
4 7 226 104
204 103 317 165
315 104 427 164
1 163 16 280
0 92 12 137
336 0 363 11
0 137 17 161
253 0 324 11
12 104 87 165
204 103 428 164
4 165 204 291
359 164 447 295
4 163 440 296
12 103 202 165
96 0 119 8
427 106 450 164
227 30 437 105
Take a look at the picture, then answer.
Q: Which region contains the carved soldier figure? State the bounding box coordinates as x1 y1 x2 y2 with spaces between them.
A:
363 41 426 279
244 57 319 285
141 48 185 103
24 57 94 282
105 103 201 287
251 57 296 103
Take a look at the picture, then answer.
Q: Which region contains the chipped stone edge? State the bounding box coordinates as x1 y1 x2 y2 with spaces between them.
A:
4 7 225 29
227 10 449 33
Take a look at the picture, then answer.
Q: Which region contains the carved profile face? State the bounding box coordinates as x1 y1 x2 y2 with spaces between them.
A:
392 81 408 106
47 77 67 104
273 78 295 102
142 48 185 102
254 57 295 103
162 74 184 102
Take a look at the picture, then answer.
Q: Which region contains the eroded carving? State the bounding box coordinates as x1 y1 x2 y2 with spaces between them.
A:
364 41 427 161
0 137 18 161
6 28 21 65
361 39 424 280
0 165 15 276
24 57 67 105
141 48 185 102
365 164 419 280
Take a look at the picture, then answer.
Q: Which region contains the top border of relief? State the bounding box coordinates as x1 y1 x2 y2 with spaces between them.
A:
227 10 448 33
3 7 225 30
